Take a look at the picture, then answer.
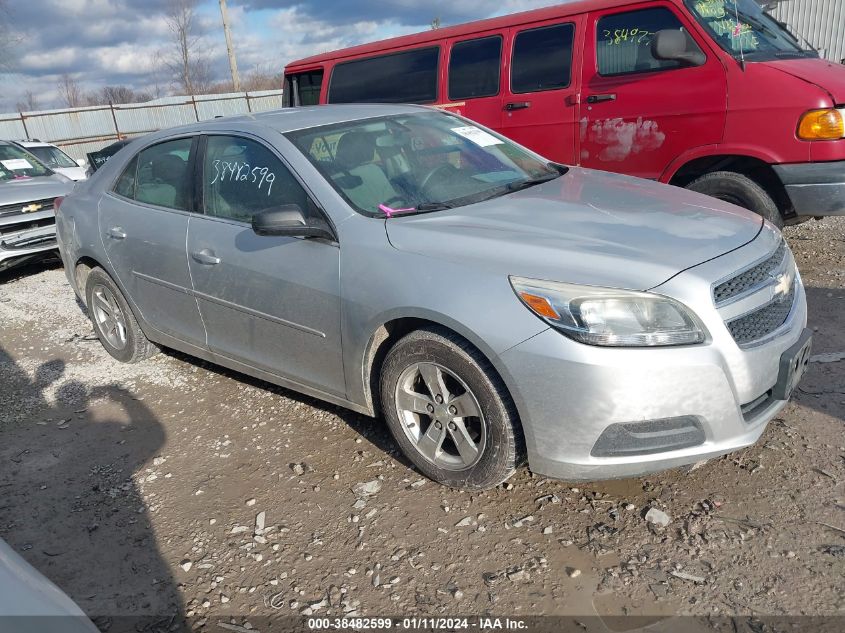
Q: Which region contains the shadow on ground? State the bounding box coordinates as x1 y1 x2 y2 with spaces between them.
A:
0 346 188 632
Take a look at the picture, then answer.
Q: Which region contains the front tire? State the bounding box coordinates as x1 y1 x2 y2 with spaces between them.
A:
380 327 522 490
685 171 783 228
85 268 158 363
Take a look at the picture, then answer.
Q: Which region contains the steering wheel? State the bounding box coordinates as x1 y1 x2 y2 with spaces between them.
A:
419 163 458 193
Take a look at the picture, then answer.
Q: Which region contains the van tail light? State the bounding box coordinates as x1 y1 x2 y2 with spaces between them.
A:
797 108 845 140
54 196 64 212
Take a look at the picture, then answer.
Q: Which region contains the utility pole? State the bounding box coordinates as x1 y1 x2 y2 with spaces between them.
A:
219 0 241 92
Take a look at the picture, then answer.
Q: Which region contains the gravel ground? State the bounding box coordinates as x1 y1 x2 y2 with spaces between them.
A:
0 218 843 632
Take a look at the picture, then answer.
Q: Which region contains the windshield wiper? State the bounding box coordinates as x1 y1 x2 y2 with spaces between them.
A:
415 202 453 212
505 172 562 193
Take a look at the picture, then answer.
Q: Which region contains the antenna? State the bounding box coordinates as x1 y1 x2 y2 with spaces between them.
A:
733 0 746 71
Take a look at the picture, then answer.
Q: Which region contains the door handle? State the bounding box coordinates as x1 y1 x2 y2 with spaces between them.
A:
107 227 126 240
586 93 617 104
191 249 221 266
504 101 531 111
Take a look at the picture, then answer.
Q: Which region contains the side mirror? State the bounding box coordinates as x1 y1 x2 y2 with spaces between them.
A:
76 158 87 168
252 204 334 240
652 30 706 67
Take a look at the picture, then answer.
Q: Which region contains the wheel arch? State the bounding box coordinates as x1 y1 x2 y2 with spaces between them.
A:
665 152 794 221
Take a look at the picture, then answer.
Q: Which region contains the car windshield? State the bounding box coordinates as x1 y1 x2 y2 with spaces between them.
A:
286 111 562 216
27 145 78 169
685 0 817 60
0 144 53 181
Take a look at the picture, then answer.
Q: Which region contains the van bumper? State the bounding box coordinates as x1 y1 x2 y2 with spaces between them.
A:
774 160 845 217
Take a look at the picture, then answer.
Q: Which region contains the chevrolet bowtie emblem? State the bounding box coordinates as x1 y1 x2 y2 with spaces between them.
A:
21 203 43 214
772 271 792 298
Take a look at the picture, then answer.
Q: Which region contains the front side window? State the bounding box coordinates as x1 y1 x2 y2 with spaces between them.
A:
287 112 561 216
684 0 815 60
329 47 440 104
597 8 697 76
0 144 52 181
202 135 312 223
449 36 502 100
511 24 575 93
27 145 78 169
133 138 193 211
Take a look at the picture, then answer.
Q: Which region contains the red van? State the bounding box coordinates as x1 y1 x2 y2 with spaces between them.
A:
283 0 845 226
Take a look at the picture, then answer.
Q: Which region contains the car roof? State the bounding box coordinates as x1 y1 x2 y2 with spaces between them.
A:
17 141 52 147
287 0 660 68
144 103 433 141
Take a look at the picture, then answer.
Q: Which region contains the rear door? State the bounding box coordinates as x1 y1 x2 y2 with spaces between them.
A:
186 133 345 396
499 15 585 164
579 2 726 179
99 137 206 347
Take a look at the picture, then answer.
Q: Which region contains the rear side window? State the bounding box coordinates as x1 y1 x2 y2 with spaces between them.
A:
132 138 194 211
597 8 694 76
449 36 502 100
329 47 440 104
512 24 575 93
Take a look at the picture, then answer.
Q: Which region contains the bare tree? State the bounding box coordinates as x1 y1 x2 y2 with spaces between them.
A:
58 73 84 108
162 0 212 95
15 90 39 112
86 85 152 106
431 16 441 30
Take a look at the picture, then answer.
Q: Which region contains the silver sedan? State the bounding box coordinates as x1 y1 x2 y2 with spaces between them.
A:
56 104 810 489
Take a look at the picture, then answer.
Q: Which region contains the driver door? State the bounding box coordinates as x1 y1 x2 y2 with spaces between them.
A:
186 134 345 396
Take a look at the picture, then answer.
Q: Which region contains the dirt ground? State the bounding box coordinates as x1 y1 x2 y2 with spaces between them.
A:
0 218 843 633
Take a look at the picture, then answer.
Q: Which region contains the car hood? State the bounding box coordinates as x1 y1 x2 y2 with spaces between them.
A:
385 168 764 290
761 58 845 103
0 174 74 206
54 166 87 182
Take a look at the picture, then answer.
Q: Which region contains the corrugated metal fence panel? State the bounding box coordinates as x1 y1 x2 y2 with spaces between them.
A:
0 90 284 160
771 0 845 63
0 115 27 141
113 102 198 135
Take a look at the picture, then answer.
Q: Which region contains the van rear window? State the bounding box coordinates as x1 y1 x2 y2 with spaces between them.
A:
329 47 440 104
449 36 502 101
511 23 575 94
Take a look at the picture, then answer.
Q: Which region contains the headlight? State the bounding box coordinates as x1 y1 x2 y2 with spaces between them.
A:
510 277 706 347
797 108 844 140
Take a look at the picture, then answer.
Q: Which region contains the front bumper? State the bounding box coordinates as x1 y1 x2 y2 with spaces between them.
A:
774 160 845 217
497 234 808 482
0 225 58 272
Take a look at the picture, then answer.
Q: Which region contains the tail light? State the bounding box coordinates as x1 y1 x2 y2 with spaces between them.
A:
54 196 64 212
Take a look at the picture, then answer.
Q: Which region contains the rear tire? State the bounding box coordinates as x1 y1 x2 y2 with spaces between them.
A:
85 268 158 363
686 171 783 229
380 327 522 490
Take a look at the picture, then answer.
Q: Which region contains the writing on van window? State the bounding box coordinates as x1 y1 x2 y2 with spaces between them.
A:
709 18 759 48
210 160 276 195
693 0 727 19
603 27 655 46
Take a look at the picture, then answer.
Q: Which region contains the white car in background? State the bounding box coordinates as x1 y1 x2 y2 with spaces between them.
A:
16 140 87 181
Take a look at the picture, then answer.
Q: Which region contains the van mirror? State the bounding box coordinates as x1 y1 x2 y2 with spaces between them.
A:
252 205 334 240
652 30 705 67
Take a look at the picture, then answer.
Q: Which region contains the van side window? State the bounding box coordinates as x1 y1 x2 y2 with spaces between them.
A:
449 36 503 100
329 47 439 104
287 70 324 106
511 24 575 94
597 8 698 76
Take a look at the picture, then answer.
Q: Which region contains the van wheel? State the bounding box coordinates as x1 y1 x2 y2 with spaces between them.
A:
380 327 523 490
85 268 158 363
686 171 783 229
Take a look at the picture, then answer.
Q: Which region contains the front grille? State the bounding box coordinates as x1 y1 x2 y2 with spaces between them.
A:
0 216 55 238
726 283 795 345
0 198 55 219
713 241 787 305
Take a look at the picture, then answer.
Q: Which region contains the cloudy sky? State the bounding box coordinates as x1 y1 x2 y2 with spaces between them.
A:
0 0 562 113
